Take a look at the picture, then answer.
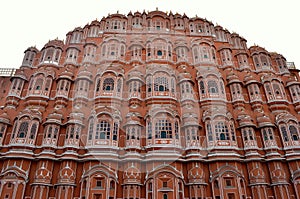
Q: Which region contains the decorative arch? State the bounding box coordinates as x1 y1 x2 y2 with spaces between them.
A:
87 109 120 147
10 109 41 146
145 164 184 182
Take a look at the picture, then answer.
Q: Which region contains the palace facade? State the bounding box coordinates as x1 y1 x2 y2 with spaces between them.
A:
0 9 300 199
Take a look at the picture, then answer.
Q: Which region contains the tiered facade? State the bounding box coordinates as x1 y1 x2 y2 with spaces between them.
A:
0 9 300 199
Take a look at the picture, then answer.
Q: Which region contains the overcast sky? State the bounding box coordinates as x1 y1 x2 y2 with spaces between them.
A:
0 0 299 68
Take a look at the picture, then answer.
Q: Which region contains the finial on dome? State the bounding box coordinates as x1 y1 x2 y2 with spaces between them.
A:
156 7 158 11
117 10 119 14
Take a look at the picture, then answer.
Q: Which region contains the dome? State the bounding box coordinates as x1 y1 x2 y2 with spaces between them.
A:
226 70 241 84
256 112 274 128
236 109 255 128
42 38 64 50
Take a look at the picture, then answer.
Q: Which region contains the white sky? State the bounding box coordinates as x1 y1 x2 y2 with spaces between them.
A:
0 0 299 68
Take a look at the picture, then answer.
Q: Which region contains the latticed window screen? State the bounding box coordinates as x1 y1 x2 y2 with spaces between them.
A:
154 77 169 91
175 121 179 139
155 120 172 139
113 123 118 141
207 80 218 94
30 123 37 139
96 121 111 139
289 125 299 140
103 78 114 91
215 121 229 140
18 122 29 138
88 119 94 140
147 121 152 139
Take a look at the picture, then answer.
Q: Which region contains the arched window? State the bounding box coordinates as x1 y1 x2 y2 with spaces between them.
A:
154 77 169 92
103 78 114 91
206 119 236 146
242 127 255 141
193 47 199 63
200 81 205 94
102 45 106 56
30 123 38 139
35 78 43 90
278 121 299 148
113 123 118 141
281 126 289 141
0 123 7 139
261 55 268 66
254 56 260 68
88 118 94 140
11 118 40 145
290 125 299 140
95 79 101 92
262 127 274 141
207 123 213 141
208 80 218 93
147 121 152 139
18 122 29 138
175 121 179 139
117 79 122 93
155 120 172 139
44 124 59 141
96 121 111 140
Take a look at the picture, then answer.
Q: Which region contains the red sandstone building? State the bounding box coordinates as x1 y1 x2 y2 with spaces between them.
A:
0 9 300 199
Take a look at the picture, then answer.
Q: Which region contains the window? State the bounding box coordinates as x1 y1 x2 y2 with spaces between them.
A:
103 78 114 91
289 85 300 102
147 121 152 139
66 125 80 140
163 193 168 199
281 126 289 141
264 81 286 101
96 121 111 140
154 77 169 92
242 127 255 141
155 120 172 139
117 79 122 93
215 121 229 140
175 121 179 139
262 127 274 141
157 50 162 56
88 119 94 140
280 124 299 142
208 80 218 94
113 123 118 141
30 123 38 139
18 122 29 138
95 79 101 92
200 81 205 94
35 79 43 90
0 124 6 138
207 123 213 141
290 125 299 140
